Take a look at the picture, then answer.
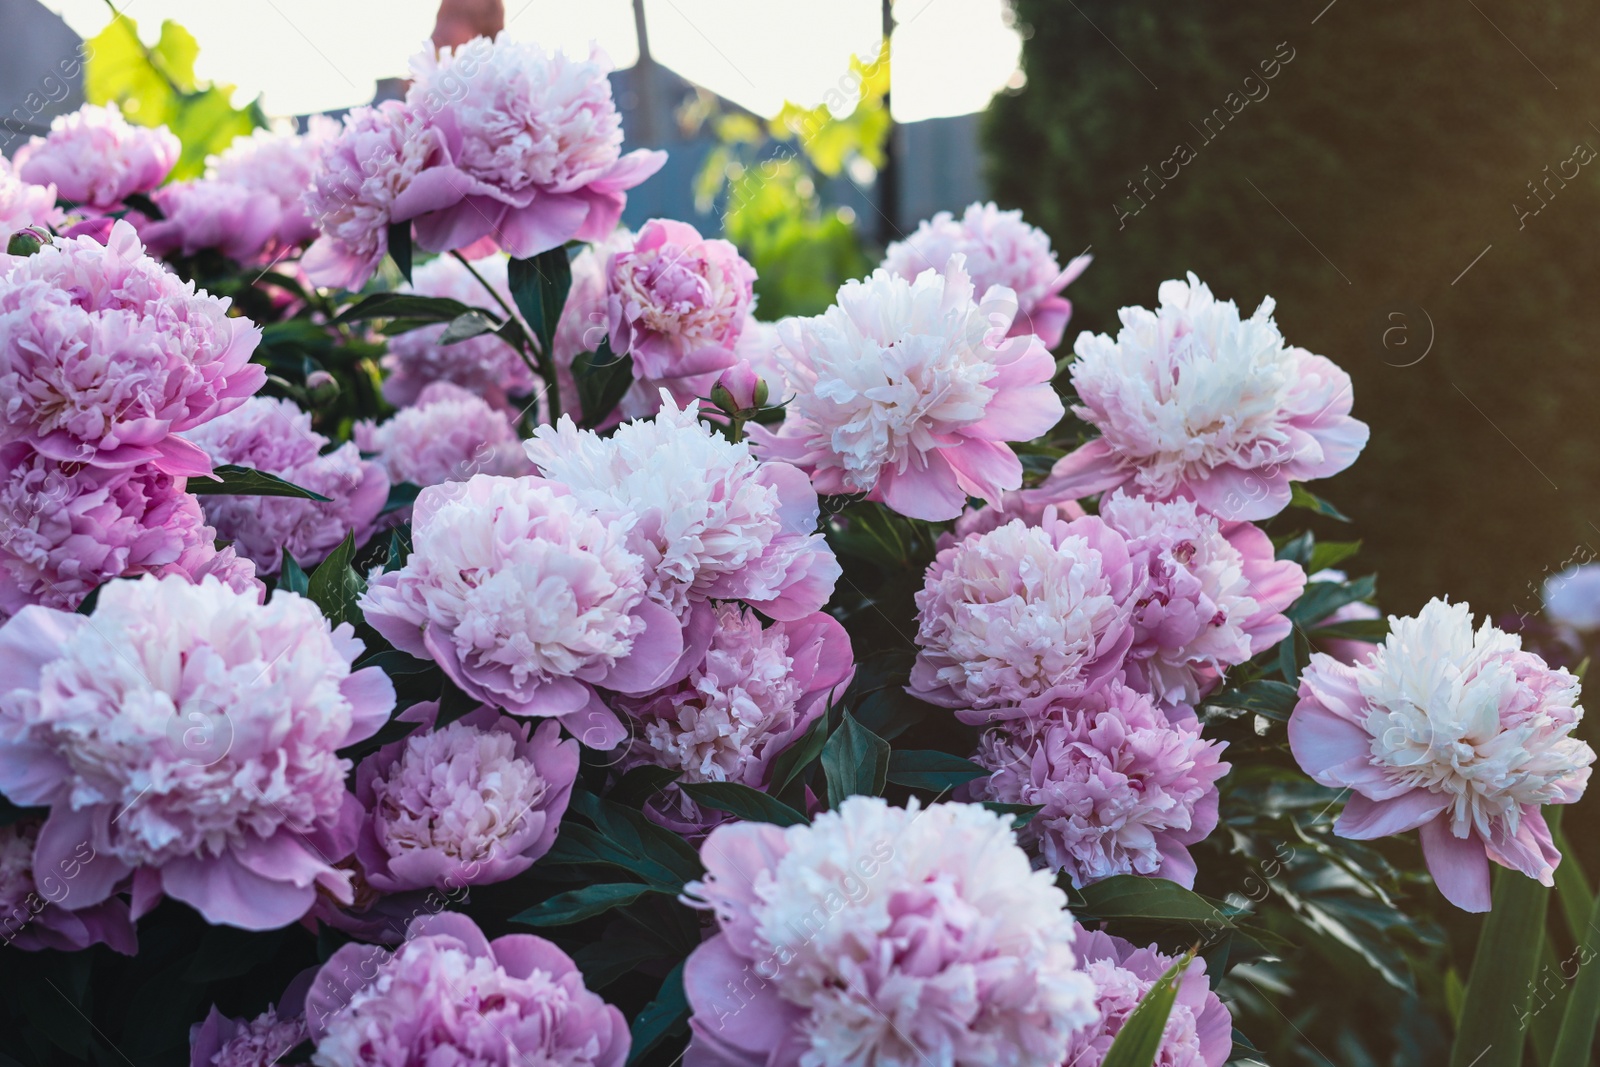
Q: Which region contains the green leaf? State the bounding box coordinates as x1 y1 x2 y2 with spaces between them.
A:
1068 876 1237 945
627 961 689 1066
74 584 102 616
385 525 412 572
305 531 365 627
821 711 890 809
885 749 987 791
439 309 502 344
571 339 636 429
387 220 412 283
279 550 309 596
1289 573 1378 627
681 781 809 827
1307 538 1363 574
608 765 682 808
1308 617 1390 642
1201 679 1299 722
572 937 673 990
508 247 573 357
189 465 331 502
1449 868 1550 1067
1101 950 1197 1067
1289 483 1352 522
334 292 474 325
566 790 703 885
766 712 830 795
982 801 1044 827
382 482 423 516
1549 876 1600 1067
513 883 666 927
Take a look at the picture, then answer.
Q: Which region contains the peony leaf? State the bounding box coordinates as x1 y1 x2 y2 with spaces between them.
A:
1288 483 1352 522
1308 538 1363 573
381 482 423 516
1288 573 1377 627
507 246 572 358
334 292 474 325
572 339 635 430
188 465 331 502
1449 868 1550 1067
512 883 667 927
387 221 412 284
1100 949 1196 1067
821 711 889 809
885 749 988 792
305 531 364 627
608 765 682 809
766 712 830 796
681 781 808 827
1549 872 1600 1066
438 310 502 345
981 802 1044 828
278 550 309 595
566 790 703 885
627 961 689 1066
1067 876 1240 946
1201 679 1299 722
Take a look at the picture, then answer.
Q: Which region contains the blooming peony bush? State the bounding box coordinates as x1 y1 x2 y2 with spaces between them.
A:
0 39 1581 1067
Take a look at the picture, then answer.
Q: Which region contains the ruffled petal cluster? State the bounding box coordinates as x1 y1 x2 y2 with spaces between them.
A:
137 179 283 264
183 397 389 573
355 708 578 892
1036 273 1368 521
0 442 261 618
14 102 178 211
607 218 754 382
1063 926 1232 1067
617 604 854 833
882 201 1090 349
1099 490 1304 704
1289 598 1594 911
0 155 64 238
189 976 310 1067
0 818 137 954
360 474 684 748
0 221 265 475
971 681 1229 888
305 912 630 1067
750 257 1064 520
526 394 840 623
0 575 394 929
356 381 533 490
910 512 1136 715
380 253 537 410
682 797 1098 1067
207 117 339 248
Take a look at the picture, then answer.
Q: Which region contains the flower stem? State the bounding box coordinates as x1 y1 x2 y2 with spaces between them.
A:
450 250 563 423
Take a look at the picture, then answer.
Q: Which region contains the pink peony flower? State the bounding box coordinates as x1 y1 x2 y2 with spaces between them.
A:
749 257 1065 521
617 604 854 833
136 179 283 264
1064 926 1232 1067
304 911 630 1067
971 681 1229 888
682 797 1098 1067
359 474 684 749
189 971 313 1067
0 818 137 954
0 575 395 929
0 155 64 237
183 397 389 574
380 252 538 411
910 511 1136 716
526 394 840 625
14 103 178 211
354 707 579 893
882 201 1090 350
938 490 1086 551
1034 273 1369 522
0 443 258 618
0 221 265 475
400 37 665 259
606 218 754 383
1099 490 1304 705
302 101 448 290
1288 598 1595 911
356 381 533 490
207 117 339 249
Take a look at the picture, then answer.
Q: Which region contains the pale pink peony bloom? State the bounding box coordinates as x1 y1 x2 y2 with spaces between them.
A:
1289 598 1595 911
910 511 1136 716
401 37 666 259
305 911 630 1067
356 381 533 490
882 201 1090 349
0 221 265 475
971 681 1229 889
207 117 340 249
354 708 578 893
606 218 753 383
0 575 395 929
750 257 1064 521
0 443 261 618
183 397 390 573
137 179 283 264
189 971 313 1067
617 604 854 833
380 252 538 411
0 818 137 954
1064 926 1232 1067
938 491 1086 551
1099 490 1305 705
14 103 178 211
0 156 64 237
1035 273 1368 522
301 101 448 290
682 797 1098 1067
359 474 685 749
527 394 840 626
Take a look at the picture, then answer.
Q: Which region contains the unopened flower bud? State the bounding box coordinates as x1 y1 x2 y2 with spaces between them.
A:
710 361 767 415
6 227 50 258
306 370 340 404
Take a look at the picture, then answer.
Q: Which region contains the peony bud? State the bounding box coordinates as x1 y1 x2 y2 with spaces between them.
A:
305 370 341 404
710 361 768 415
6 227 50 257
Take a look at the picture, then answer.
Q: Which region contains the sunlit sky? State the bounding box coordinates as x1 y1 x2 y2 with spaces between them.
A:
40 0 1022 122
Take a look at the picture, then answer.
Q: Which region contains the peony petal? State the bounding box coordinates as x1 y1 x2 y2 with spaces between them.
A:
160 850 317 929
1335 790 1449 839
1419 816 1493 912
1027 438 1127 504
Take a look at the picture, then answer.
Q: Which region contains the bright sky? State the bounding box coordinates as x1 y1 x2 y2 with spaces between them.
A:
40 0 1020 122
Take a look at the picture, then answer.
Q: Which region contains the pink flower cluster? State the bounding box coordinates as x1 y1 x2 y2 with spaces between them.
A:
183 396 389 573
304 36 664 289
207 118 340 248
0 818 136 954
356 381 533 490
14 102 178 212
1064 927 1232 1067
137 179 283 265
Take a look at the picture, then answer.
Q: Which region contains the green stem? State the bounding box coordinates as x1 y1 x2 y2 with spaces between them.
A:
450 251 561 422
